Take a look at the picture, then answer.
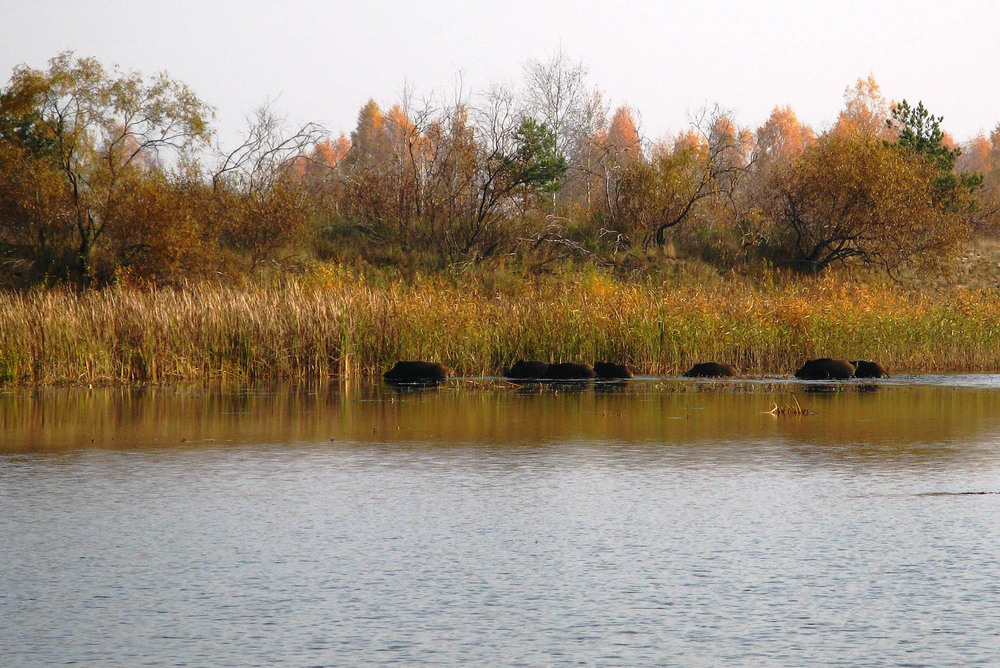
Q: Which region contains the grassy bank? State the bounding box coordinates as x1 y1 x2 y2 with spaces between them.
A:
2 265 999 385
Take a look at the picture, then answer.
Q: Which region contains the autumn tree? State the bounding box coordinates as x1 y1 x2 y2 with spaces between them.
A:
408 102 479 251
989 126 1000 185
728 106 818 250
335 100 431 246
604 106 642 164
212 102 326 271
610 107 754 250
761 95 984 274
956 134 991 175
0 52 213 285
102 168 214 282
0 140 75 284
976 126 1000 209
978 126 1000 230
382 103 423 238
345 99 389 165
289 134 350 181
764 132 969 273
328 87 567 263
450 88 566 259
755 106 814 169
583 105 644 217
833 76 893 139
954 130 1000 232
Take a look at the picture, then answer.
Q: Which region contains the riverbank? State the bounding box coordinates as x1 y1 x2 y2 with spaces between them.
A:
2 264 999 385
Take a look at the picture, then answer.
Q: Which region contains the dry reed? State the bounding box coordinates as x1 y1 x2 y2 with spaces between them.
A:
2 266 999 385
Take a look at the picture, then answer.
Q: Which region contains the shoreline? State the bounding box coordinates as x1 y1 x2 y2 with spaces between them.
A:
4 372 1000 391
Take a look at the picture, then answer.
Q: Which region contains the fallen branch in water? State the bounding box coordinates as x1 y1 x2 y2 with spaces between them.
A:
767 395 814 416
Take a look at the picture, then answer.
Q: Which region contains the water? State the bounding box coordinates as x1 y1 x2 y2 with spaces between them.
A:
3 377 1000 666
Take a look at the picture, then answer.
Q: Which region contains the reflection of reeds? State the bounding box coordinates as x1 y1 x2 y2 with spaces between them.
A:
2 268 1000 384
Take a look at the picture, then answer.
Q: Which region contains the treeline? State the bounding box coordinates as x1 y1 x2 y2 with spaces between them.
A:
1 51 999 289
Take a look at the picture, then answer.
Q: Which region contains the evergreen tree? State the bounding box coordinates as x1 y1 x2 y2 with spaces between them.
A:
888 100 983 209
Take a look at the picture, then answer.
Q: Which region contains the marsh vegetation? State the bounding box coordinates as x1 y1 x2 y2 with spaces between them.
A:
3 53 1000 385
3 267 1000 384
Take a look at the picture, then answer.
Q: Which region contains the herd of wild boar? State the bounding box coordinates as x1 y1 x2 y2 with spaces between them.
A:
382 358 889 385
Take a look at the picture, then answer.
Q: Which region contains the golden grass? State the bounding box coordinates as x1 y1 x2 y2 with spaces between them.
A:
2 264 999 384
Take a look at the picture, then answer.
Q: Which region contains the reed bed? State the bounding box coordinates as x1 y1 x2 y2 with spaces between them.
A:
2 266 999 384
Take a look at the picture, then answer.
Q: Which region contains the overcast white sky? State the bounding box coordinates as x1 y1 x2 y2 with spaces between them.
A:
3 1 999 149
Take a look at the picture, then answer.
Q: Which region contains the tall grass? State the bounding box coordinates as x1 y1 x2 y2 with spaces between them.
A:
1 265 999 384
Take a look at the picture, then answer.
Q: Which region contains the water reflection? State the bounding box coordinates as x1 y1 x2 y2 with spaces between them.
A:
3 378 1000 470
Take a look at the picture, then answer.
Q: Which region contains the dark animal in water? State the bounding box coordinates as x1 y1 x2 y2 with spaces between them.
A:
593 362 633 379
794 358 856 380
543 362 597 380
683 362 738 378
851 360 889 378
504 360 550 380
383 360 448 384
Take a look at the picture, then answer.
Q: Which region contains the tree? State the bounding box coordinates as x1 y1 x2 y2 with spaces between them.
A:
764 133 968 274
611 107 754 249
521 50 606 210
755 106 814 168
0 140 75 283
0 52 213 284
977 126 1000 230
833 76 893 139
454 87 567 258
979 125 1000 201
733 107 817 251
521 49 605 161
604 106 642 166
288 134 350 180
103 169 214 282
886 99 982 211
955 130 1000 232
344 99 388 166
887 100 958 171
507 117 567 194
328 86 567 262
409 102 479 249
956 134 991 176
580 105 644 223
336 99 422 246
214 102 325 195
212 102 326 271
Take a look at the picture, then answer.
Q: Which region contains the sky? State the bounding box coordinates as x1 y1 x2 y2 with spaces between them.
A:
3 0 999 151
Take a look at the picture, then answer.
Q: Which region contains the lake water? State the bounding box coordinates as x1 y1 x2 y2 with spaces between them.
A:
3 376 1000 666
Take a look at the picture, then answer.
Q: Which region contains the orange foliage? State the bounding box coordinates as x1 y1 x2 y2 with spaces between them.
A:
756 106 814 164
670 129 706 156
348 99 388 162
956 128 1000 192
314 134 351 167
288 134 351 179
833 76 893 139
604 105 642 165
957 135 990 174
